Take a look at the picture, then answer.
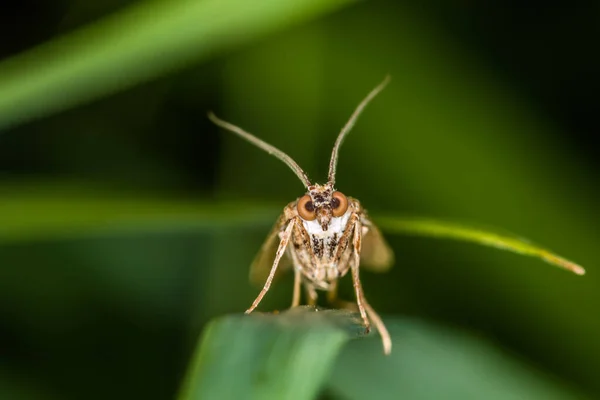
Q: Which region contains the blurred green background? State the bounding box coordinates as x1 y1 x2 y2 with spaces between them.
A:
0 1 598 399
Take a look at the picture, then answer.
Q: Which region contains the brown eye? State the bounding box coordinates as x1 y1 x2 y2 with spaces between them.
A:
331 191 348 217
297 195 316 221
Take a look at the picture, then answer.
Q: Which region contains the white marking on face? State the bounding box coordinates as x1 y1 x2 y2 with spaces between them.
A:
303 210 350 237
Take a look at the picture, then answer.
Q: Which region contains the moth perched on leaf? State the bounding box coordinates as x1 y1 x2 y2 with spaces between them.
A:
208 76 394 355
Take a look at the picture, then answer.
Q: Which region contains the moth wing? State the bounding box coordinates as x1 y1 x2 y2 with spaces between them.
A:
249 217 293 286
360 219 394 272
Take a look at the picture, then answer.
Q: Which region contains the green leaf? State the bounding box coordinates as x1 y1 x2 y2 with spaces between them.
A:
0 184 584 277
178 307 365 400
0 183 276 243
375 216 585 275
0 0 353 131
328 318 586 400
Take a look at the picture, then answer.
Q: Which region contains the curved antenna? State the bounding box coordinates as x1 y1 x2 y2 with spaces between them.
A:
328 75 391 185
208 112 311 188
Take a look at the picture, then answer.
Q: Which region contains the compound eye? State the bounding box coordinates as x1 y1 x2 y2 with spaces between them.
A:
331 191 348 217
297 195 316 221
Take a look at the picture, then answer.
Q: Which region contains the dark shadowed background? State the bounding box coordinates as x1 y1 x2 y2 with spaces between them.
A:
0 1 598 399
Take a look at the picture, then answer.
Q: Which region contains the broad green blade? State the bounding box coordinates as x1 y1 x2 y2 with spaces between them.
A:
328 318 587 400
178 307 365 400
0 0 353 131
0 183 276 243
0 183 584 277
376 216 585 275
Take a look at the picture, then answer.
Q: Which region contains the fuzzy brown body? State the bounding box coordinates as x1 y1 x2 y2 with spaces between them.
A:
243 181 394 355
209 75 395 354
284 196 362 291
248 181 394 321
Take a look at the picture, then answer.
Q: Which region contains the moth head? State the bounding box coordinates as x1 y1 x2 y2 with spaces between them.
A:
208 76 390 215
297 184 349 229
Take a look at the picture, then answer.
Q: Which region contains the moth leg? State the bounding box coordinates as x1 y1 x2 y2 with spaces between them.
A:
331 213 369 329
305 283 318 306
291 268 301 308
348 215 370 332
326 280 338 304
328 281 355 311
330 296 392 355
351 266 370 333
330 298 356 312
246 220 295 314
363 301 392 355
351 216 391 354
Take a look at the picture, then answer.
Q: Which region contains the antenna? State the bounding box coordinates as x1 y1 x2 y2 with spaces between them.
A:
328 75 391 185
208 112 312 188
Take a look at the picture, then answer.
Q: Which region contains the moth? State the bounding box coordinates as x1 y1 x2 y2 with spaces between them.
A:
208 76 395 355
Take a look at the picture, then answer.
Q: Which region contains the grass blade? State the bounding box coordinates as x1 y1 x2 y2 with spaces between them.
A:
0 183 276 243
0 0 353 131
376 216 585 275
178 307 365 400
1 183 585 278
